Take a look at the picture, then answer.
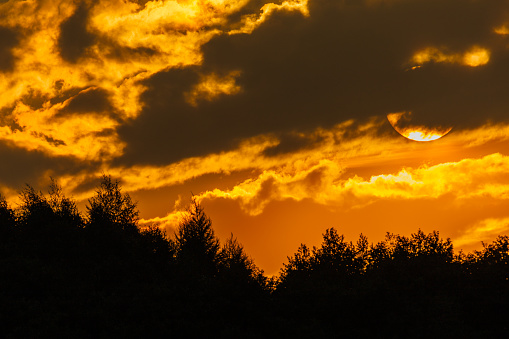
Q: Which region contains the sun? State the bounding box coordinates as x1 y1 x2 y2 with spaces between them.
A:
387 112 452 142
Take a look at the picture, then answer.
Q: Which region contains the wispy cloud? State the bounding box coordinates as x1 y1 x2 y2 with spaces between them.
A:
454 217 509 247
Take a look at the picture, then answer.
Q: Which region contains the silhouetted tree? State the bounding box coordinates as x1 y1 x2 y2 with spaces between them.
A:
278 243 313 292
463 235 509 284
140 223 176 264
5 176 509 337
48 178 83 229
175 199 220 277
478 235 509 266
218 233 266 289
13 181 83 234
16 185 54 232
368 229 454 268
87 175 139 233
279 228 367 291
0 194 14 232
313 228 364 278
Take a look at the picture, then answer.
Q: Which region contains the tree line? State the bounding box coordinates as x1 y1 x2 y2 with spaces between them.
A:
1 176 508 337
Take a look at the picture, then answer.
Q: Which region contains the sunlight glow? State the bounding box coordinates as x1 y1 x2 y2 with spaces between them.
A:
405 130 451 142
387 112 453 142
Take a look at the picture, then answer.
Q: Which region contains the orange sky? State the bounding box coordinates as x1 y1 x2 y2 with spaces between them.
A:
1 0 509 275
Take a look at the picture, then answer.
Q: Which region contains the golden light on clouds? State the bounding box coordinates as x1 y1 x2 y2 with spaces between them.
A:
454 217 509 247
229 0 309 34
23 116 504 208
130 120 509 234
463 47 490 67
411 46 490 67
494 25 509 35
185 71 242 106
191 152 509 214
412 47 455 65
0 0 310 163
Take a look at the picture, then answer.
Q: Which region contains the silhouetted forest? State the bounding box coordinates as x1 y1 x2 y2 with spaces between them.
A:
1 176 508 337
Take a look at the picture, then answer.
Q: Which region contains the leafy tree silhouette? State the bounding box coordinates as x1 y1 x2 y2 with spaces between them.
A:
274 228 467 337
140 223 176 264
278 243 313 292
476 235 509 268
278 228 367 292
16 185 55 232
460 235 509 334
0 193 14 234
313 228 365 279
366 229 456 292
87 175 139 233
48 178 83 229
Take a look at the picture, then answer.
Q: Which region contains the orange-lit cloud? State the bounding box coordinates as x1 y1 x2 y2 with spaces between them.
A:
454 217 509 248
185 71 242 106
411 46 490 67
229 0 309 34
127 119 509 234
41 118 507 197
138 209 189 234
0 0 310 164
185 153 509 216
494 25 509 35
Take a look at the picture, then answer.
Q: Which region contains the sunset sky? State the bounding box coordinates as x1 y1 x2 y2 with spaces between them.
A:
1 0 509 274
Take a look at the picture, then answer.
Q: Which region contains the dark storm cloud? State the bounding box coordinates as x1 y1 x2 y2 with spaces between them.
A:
0 26 19 72
0 142 90 190
58 2 96 63
49 85 88 106
0 105 22 132
104 43 158 62
31 132 66 147
117 0 509 166
56 87 113 118
263 132 325 157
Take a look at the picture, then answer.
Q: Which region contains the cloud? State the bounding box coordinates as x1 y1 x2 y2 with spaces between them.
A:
454 217 509 248
57 2 96 63
28 115 503 206
138 209 188 235
184 71 242 106
263 130 325 157
188 152 509 216
56 87 114 117
0 141 88 195
115 0 509 168
411 46 491 68
0 25 19 72
0 0 285 170
0 101 124 162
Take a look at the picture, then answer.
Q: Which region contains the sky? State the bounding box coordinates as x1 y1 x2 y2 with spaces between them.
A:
1 0 509 274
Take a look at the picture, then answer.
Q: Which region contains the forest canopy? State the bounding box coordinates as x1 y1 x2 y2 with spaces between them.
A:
1 176 508 337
